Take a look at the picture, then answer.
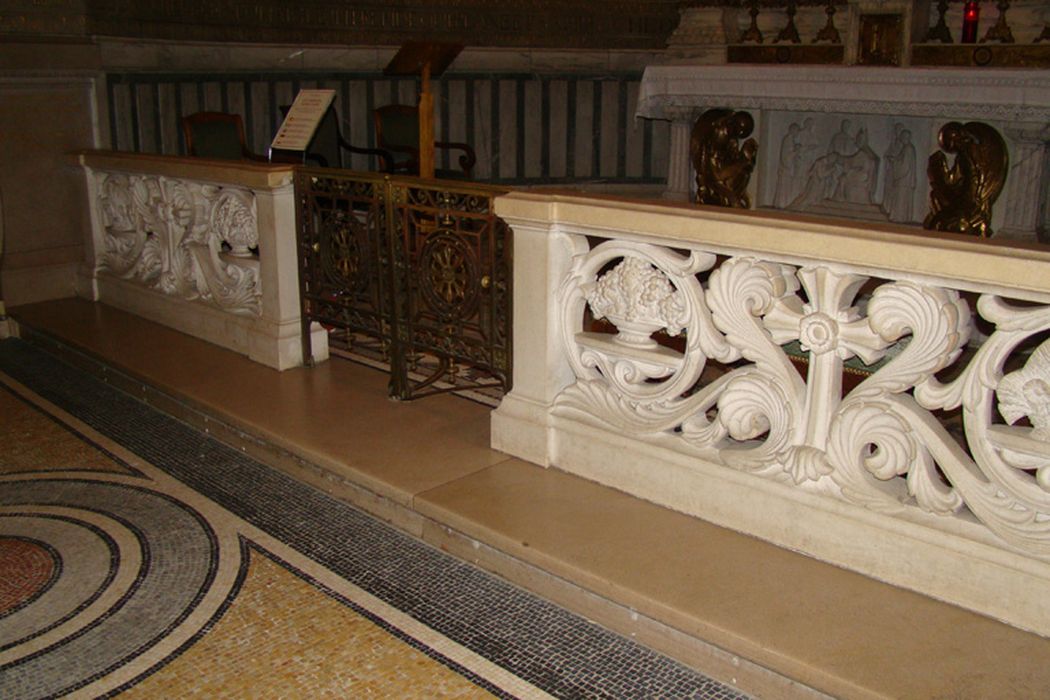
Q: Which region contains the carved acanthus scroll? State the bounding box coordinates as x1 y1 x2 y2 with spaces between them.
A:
95 172 261 316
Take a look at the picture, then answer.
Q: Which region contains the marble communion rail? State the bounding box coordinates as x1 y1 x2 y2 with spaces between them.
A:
76 151 327 370
491 192 1050 637
71 149 1050 636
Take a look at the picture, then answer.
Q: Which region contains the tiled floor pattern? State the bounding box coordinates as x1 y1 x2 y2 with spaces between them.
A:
0 538 57 616
0 338 749 699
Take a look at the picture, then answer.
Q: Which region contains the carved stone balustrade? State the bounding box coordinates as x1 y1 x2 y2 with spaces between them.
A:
76 151 327 369
492 191 1050 636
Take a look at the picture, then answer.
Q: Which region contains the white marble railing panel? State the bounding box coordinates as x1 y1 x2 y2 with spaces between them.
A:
492 191 1050 636
77 152 326 370
94 171 261 315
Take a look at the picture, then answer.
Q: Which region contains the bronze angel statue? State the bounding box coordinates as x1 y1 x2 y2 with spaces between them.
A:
690 109 758 209
923 121 1008 238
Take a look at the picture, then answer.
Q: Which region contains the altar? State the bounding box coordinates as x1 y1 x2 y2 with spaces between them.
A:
636 64 1050 240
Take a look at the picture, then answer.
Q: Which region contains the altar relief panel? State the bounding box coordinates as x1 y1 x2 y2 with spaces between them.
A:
760 111 930 225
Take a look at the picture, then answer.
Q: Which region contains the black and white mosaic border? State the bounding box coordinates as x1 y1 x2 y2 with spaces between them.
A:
0 338 749 700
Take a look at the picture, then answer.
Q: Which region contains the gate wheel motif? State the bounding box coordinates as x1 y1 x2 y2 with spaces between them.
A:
419 229 480 318
323 218 369 296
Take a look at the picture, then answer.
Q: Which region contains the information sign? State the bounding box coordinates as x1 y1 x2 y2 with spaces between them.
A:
270 89 336 153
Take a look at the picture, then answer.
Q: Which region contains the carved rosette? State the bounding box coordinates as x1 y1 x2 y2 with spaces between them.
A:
94 172 261 316
554 234 1050 558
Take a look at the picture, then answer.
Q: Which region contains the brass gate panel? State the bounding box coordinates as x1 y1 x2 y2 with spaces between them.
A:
297 172 390 356
296 170 512 400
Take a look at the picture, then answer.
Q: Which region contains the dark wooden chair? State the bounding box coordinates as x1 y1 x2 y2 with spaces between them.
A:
181 111 265 161
373 104 476 179
0 185 7 334
276 105 393 172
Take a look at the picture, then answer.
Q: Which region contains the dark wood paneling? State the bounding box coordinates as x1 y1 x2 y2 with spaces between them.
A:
107 71 668 186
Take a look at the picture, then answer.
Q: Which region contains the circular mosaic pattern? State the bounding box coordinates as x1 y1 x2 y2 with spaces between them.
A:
0 538 57 617
0 476 238 699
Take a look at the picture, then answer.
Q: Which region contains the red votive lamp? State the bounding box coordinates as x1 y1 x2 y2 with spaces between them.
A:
961 1 980 43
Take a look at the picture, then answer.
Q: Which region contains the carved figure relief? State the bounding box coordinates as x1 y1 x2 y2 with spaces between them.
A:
786 119 882 217
881 123 917 222
690 109 758 209
767 114 936 225
832 127 879 205
95 172 261 316
790 151 841 210
774 120 817 208
924 121 1009 238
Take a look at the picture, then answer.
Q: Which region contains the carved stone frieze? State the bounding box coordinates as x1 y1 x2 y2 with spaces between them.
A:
555 235 1050 558
95 171 261 316
83 0 682 49
637 65 1050 125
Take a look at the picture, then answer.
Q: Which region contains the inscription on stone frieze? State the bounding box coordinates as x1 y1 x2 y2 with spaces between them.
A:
83 0 679 48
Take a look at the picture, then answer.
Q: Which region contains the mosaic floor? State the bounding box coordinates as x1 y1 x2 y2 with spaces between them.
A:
0 338 749 699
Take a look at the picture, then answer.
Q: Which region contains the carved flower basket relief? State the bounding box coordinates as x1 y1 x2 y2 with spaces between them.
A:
999 341 1050 443
585 256 687 349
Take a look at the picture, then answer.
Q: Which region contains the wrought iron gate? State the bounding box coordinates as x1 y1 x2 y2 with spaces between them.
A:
295 169 512 400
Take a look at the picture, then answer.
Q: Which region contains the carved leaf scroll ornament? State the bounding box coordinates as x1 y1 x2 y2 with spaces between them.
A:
97 173 149 279
553 234 1050 558
95 172 261 316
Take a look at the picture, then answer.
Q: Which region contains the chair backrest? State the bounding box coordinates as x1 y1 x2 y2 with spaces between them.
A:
182 112 250 160
309 107 343 168
374 105 420 170
276 104 395 171
0 185 7 327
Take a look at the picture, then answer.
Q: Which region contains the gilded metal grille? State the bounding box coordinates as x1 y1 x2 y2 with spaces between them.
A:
297 171 390 353
296 170 511 401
